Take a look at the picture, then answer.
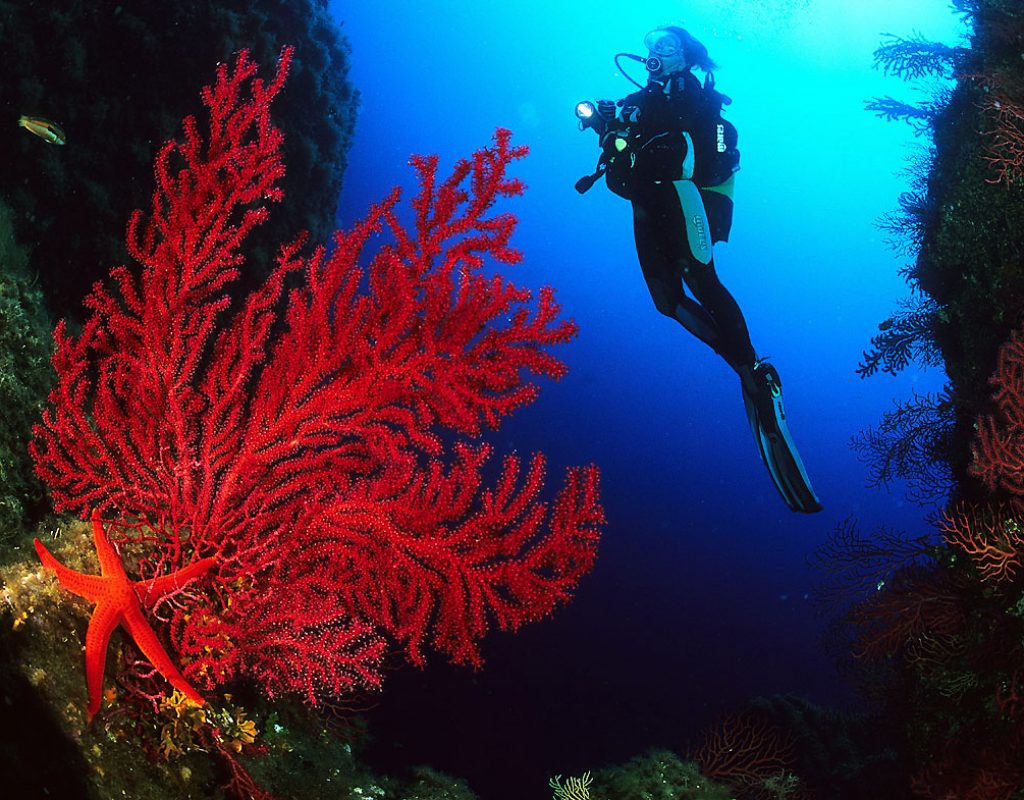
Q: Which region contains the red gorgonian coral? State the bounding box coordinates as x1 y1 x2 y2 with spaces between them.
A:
695 711 797 798
30 47 603 706
971 327 1024 502
942 328 1024 582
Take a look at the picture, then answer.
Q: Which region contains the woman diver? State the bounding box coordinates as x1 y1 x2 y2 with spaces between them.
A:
575 25 821 513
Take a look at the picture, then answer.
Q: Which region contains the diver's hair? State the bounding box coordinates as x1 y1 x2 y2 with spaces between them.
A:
660 25 717 72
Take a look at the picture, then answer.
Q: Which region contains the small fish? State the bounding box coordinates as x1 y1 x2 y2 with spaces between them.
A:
18 115 66 145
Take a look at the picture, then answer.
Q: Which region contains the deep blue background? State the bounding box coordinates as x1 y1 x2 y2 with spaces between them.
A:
326 2 963 797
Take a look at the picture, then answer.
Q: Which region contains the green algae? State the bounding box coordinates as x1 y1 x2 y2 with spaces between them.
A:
0 199 53 550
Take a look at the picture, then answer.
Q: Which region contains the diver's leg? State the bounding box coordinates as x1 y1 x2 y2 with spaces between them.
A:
661 185 819 511
664 178 757 373
682 258 821 511
682 258 757 377
632 190 726 354
671 297 722 349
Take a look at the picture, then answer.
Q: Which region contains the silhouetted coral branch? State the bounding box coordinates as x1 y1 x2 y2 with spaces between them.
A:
865 92 951 135
877 177 936 263
810 518 937 610
850 390 954 506
857 296 943 378
873 33 962 80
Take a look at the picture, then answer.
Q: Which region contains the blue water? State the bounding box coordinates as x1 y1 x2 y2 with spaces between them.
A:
328 1 963 796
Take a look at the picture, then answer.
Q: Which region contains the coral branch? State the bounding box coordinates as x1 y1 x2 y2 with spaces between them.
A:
941 505 1024 582
31 49 603 709
696 711 795 794
971 327 1024 503
979 86 1024 186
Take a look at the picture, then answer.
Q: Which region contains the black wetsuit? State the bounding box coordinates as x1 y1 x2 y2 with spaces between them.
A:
621 71 755 373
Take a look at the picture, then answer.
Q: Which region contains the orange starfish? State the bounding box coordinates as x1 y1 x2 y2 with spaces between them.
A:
34 509 217 719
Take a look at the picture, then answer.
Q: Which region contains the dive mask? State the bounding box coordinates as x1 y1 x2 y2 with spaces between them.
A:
643 29 686 75
643 30 683 57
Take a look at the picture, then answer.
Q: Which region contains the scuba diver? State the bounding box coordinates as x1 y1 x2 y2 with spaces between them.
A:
575 25 822 513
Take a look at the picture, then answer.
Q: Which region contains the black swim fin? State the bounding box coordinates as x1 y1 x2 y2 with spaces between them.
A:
741 362 822 514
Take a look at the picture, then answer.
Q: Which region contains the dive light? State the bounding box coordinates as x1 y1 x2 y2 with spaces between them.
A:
575 101 596 122
575 100 600 132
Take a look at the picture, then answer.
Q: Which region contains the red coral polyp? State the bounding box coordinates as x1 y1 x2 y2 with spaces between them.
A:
31 48 603 707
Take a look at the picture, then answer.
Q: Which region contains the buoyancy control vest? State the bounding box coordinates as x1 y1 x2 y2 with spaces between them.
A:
577 71 740 201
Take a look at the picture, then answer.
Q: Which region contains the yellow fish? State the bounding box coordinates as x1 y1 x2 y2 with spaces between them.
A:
18 115 66 145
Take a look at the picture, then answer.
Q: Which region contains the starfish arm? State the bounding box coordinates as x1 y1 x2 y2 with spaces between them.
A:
83 601 123 718
122 604 205 706
34 538 110 603
139 557 218 606
89 509 129 579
